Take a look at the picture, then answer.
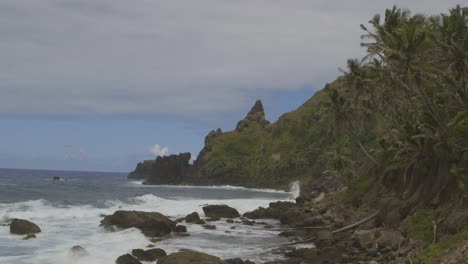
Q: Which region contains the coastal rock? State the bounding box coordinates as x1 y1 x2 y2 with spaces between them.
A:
131 249 153 262
203 224 216 230
224 258 256 264
175 225 187 233
10 219 41 235
243 201 295 219
52 176 60 180
23 234 36 240
142 153 192 185
128 160 154 179
185 212 201 223
100 210 176 237
115 254 142 264
69 245 89 258
203 205 240 218
146 248 167 260
158 250 224 264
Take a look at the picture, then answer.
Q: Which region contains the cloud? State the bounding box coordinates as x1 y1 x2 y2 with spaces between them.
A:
0 0 462 117
149 144 169 157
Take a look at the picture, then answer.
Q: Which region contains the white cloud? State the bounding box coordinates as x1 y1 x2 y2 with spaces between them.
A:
149 144 169 157
0 0 462 117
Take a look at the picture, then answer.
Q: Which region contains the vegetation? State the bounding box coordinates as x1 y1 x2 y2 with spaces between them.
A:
197 5 468 200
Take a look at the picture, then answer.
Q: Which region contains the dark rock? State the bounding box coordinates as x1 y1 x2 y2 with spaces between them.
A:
224 258 256 264
100 210 176 237
226 219 234 223
128 160 154 179
175 225 187 233
243 202 295 220
242 220 255 226
69 245 89 258
52 176 60 180
115 254 142 264
10 219 41 235
235 100 270 132
185 212 201 223
206 217 221 222
203 224 216 230
142 153 192 185
195 219 206 225
23 234 37 240
132 249 155 262
146 248 167 260
203 205 240 218
158 250 224 264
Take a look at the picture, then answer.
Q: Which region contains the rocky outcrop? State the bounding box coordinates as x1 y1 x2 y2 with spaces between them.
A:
128 160 154 179
69 245 89 258
115 254 141 264
10 219 41 235
202 205 240 218
131 248 166 262
235 100 270 132
100 210 176 237
143 153 192 185
184 212 200 223
158 250 224 264
243 201 295 219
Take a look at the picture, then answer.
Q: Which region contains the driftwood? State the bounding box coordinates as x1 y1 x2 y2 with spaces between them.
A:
266 225 333 231
282 236 316 246
332 211 378 234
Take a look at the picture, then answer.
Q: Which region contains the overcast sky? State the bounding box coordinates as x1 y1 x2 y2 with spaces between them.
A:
0 0 462 172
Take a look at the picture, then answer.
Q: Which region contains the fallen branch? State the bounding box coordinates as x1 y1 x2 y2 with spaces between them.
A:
265 225 333 231
282 236 316 246
332 211 378 234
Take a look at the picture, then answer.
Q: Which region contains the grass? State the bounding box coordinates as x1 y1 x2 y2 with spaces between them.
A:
407 209 434 242
415 226 468 263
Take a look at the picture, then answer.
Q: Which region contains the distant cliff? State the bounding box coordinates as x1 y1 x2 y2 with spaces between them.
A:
129 153 194 185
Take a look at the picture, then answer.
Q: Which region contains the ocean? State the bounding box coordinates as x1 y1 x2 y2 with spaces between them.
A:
0 168 297 264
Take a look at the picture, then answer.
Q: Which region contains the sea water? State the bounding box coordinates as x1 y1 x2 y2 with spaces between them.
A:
0 168 295 264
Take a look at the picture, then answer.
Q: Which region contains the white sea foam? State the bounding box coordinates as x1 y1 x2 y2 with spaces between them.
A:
0 190 293 264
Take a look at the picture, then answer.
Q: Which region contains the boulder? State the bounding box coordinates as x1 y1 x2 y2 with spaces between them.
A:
224 258 256 264
243 201 295 219
158 250 224 264
69 245 89 258
203 205 240 219
203 224 216 230
175 225 187 233
132 249 155 262
100 210 176 237
23 234 36 240
10 219 41 235
115 254 142 264
185 212 200 223
146 248 167 260
52 176 60 180
353 229 377 249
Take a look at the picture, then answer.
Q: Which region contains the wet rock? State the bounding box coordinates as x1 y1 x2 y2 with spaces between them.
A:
185 212 201 223
10 219 41 235
203 205 240 219
224 258 256 264
175 225 187 233
100 210 176 237
203 224 216 230
146 248 167 260
52 176 60 180
132 249 156 262
69 245 89 258
243 201 295 219
207 217 221 222
226 219 234 223
158 250 224 264
242 220 255 226
195 219 206 225
115 253 142 264
23 234 37 240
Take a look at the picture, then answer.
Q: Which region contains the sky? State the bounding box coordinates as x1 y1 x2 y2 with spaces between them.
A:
0 0 463 172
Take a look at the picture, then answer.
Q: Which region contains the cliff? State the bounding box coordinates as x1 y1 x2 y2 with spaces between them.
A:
129 153 193 185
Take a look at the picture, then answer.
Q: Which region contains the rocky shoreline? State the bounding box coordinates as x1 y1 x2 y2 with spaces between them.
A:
5 182 466 263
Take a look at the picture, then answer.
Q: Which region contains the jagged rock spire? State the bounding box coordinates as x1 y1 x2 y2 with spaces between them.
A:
236 100 270 131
